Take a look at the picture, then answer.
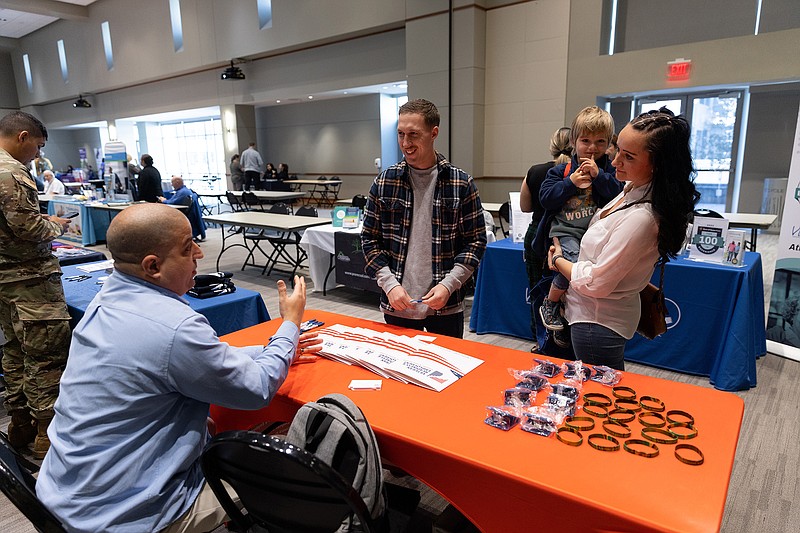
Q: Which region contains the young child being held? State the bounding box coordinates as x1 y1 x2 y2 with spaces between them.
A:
533 106 624 344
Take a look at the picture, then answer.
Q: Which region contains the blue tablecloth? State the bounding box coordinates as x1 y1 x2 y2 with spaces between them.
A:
469 238 766 391
61 263 270 337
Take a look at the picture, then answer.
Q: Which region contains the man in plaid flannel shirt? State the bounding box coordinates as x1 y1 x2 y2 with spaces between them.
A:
361 99 486 338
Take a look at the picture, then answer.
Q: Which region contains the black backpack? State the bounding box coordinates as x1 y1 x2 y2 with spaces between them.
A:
284 393 386 530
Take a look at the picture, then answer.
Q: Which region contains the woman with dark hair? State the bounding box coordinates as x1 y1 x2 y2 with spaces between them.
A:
276 162 289 181
547 108 699 370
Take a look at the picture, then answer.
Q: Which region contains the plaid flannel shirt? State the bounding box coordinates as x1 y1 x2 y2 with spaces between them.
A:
361 152 487 314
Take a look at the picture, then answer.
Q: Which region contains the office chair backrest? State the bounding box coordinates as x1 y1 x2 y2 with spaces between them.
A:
0 433 67 532
201 431 378 533
351 194 368 210
295 205 318 218
269 202 291 215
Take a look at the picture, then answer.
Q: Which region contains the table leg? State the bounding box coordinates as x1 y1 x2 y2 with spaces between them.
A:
322 253 335 296
213 222 251 271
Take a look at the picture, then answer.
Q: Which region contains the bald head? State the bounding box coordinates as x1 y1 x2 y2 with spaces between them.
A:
42 170 55 182
107 203 189 272
171 176 184 189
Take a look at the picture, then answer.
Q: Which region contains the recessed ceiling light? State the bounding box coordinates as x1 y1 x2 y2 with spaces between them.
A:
308 95 313 99
382 86 389 90
343 91 348 95
276 100 281 103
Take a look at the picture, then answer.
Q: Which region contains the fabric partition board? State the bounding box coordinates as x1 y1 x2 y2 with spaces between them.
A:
469 238 766 391
61 262 270 336
210 310 744 533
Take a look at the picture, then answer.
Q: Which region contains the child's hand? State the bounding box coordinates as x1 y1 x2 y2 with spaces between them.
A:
579 157 599 178
570 169 592 189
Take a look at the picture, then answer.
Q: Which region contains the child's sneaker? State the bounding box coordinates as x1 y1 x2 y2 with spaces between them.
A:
539 299 565 331
552 327 571 348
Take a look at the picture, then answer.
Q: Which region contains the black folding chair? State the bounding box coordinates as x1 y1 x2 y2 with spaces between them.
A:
201 430 381 533
241 191 266 212
0 431 67 532
262 203 309 277
498 201 511 238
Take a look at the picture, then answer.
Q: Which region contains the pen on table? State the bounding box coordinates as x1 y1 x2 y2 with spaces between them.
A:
410 299 423 303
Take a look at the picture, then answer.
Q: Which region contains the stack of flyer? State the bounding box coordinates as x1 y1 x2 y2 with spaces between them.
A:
315 324 484 392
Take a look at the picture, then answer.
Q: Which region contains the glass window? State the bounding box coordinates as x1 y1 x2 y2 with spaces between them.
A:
633 92 742 213
155 119 226 192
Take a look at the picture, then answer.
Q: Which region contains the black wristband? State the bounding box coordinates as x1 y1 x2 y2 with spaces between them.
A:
550 254 564 270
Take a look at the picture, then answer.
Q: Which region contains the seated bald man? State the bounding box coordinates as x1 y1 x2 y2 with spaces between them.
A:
159 175 192 205
37 203 319 533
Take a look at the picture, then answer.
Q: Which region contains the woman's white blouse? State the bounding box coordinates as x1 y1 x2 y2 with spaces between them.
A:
565 182 660 339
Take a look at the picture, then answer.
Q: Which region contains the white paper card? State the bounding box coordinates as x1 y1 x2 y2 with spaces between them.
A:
348 379 382 390
509 191 532 243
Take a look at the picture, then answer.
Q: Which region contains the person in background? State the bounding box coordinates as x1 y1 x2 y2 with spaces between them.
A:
548 107 699 370
37 203 321 533
0 111 73 459
230 154 244 191
265 162 277 180
361 99 487 338
606 133 619 160
535 106 622 345
276 162 289 181
137 154 163 203
519 127 571 349
42 169 66 196
159 176 192 205
240 142 264 191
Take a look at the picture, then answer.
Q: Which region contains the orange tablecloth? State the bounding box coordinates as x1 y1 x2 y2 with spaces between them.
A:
211 310 743 532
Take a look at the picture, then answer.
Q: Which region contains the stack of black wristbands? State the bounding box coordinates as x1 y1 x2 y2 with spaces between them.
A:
187 271 236 299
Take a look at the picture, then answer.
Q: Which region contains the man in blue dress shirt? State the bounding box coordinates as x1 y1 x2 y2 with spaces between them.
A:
37 203 315 533
159 175 192 205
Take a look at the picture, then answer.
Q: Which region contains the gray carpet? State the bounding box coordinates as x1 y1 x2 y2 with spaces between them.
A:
1 220 796 532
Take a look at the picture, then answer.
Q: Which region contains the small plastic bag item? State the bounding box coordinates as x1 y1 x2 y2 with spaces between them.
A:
562 361 591 382
509 368 551 388
533 359 562 378
521 407 559 437
504 387 535 407
515 376 550 392
590 365 623 386
484 405 520 431
551 382 581 401
545 393 577 417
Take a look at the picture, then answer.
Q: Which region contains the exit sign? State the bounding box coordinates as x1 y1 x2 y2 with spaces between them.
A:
667 58 692 81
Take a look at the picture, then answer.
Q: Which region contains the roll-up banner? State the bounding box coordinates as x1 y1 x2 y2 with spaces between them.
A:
766 107 800 361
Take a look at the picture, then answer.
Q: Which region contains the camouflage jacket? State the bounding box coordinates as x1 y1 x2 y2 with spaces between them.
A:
0 148 63 282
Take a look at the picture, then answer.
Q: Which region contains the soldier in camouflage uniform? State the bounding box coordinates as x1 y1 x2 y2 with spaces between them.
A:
0 111 73 458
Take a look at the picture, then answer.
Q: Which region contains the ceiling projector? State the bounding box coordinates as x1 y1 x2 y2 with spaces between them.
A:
73 95 92 108
221 61 245 80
